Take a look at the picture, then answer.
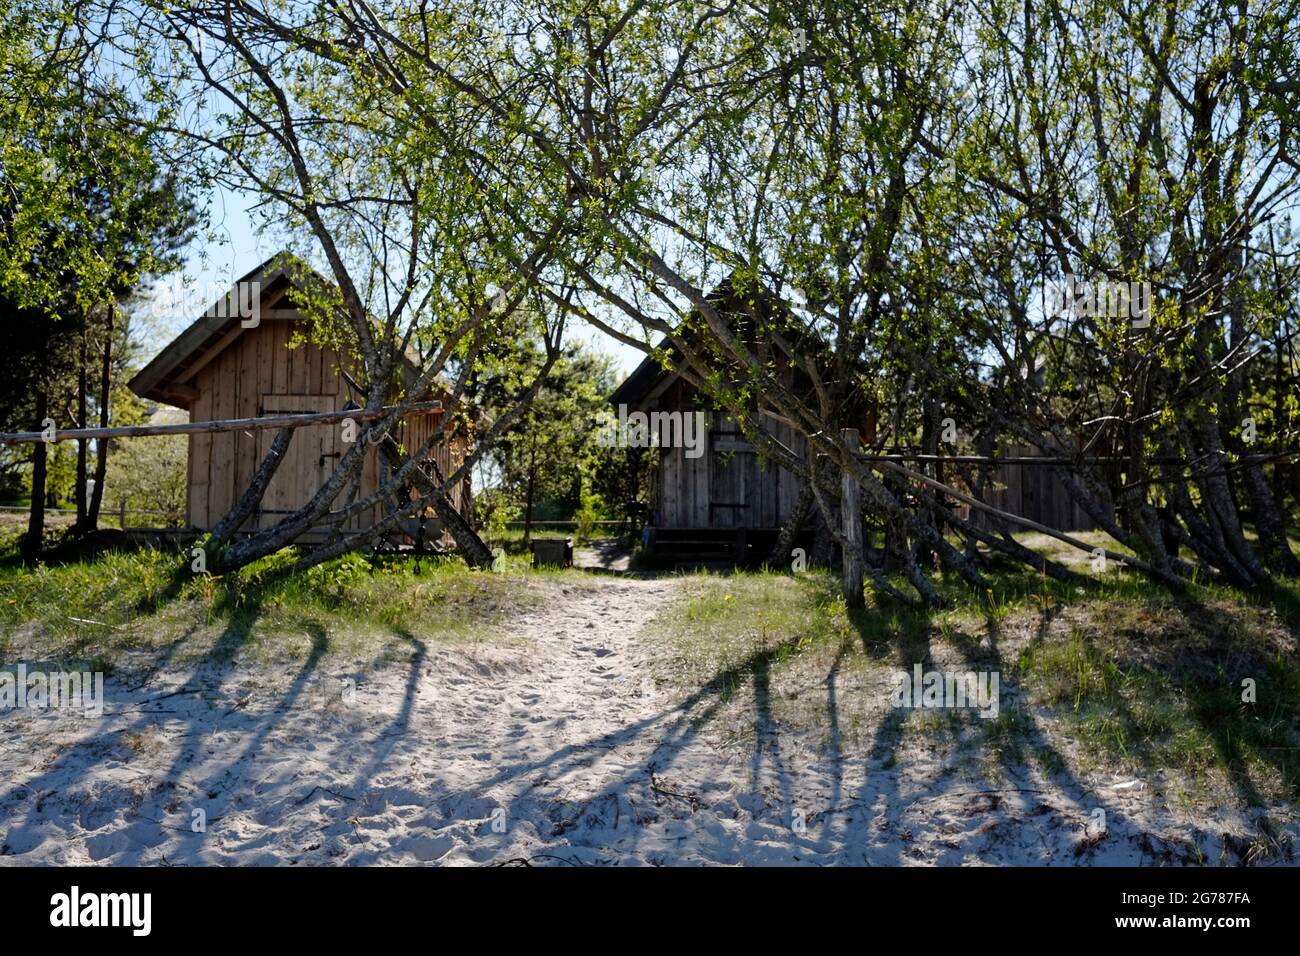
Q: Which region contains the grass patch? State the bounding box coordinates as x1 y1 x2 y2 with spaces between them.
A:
0 544 562 673
645 561 1300 807
652 569 858 693
1017 622 1300 800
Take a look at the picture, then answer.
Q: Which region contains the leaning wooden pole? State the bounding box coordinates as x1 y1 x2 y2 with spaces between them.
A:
841 428 865 608
0 401 443 445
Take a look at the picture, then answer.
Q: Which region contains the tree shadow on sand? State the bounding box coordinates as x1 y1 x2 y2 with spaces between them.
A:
457 576 1294 865
0 564 335 862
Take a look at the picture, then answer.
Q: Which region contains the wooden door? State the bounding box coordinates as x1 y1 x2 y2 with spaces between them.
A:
710 417 758 529
256 394 338 529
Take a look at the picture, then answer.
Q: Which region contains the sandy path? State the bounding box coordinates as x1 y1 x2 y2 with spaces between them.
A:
1 578 704 865
0 577 1289 865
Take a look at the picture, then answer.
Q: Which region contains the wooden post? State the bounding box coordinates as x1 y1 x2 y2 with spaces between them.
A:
841 428 865 607
119 499 127 530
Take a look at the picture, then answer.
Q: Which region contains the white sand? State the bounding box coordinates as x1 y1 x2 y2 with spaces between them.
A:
0 577 1292 865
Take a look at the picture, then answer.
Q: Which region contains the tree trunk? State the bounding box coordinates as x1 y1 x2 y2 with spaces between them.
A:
1193 409 1270 587
402 447 496 569
931 499 1087 585
807 466 918 607
86 304 114 530
214 431 374 570
841 428 865 607
917 397 941 569
1240 459 1300 575
810 456 837 567
766 478 813 566
522 440 537 545
75 329 88 529
432 486 495 568
23 389 49 559
208 427 295 550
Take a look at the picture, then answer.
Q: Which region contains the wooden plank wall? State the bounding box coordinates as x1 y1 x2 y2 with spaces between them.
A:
650 380 806 530
254 394 336 531
969 444 1093 532
189 317 342 528
647 404 1091 536
634 368 1092 536
184 316 469 543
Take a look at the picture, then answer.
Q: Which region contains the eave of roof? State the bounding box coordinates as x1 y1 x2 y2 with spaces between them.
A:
128 253 463 410
127 253 298 408
607 271 792 408
609 336 673 408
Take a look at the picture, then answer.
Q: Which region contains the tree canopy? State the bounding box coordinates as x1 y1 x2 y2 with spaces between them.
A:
13 0 1298 601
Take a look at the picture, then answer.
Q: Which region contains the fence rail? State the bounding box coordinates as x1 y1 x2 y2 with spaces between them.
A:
0 505 180 517
0 400 443 445
0 503 185 531
503 519 624 529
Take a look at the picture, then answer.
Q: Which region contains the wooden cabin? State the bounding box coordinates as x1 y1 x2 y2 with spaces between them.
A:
610 275 874 564
612 375 811 563
128 256 472 545
611 278 1092 564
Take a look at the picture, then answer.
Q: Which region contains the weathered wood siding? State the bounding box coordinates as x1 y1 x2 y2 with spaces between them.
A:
648 381 806 530
184 315 467 541
969 444 1094 532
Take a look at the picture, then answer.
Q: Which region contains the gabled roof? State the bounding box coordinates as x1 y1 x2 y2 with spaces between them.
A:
609 271 806 408
128 253 303 407
129 252 459 410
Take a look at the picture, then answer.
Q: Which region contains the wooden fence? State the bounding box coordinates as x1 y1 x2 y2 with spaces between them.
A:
977 447 1097 535
851 445 1097 534
0 503 185 530
951 445 1094 533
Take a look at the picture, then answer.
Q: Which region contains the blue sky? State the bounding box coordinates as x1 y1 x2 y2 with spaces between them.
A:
138 184 647 379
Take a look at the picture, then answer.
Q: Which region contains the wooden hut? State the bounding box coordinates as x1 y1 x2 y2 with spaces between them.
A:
609 275 874 564
610 277 1094 564
128 255 472 545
